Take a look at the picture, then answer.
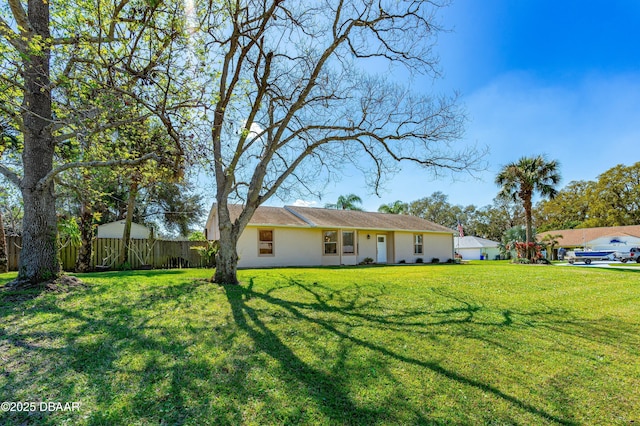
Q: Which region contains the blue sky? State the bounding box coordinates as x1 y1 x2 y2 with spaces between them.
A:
298 0 640 212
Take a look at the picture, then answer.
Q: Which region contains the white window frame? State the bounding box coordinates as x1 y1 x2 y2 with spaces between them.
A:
323 230 338 255
414 234 423 255
342 231 356 255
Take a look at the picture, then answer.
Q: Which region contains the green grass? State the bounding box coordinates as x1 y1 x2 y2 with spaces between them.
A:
1 262 639 425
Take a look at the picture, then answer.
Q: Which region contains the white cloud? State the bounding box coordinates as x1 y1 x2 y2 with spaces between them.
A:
291 199 319 207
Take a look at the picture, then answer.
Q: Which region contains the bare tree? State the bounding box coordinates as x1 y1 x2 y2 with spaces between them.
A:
180 0 484 283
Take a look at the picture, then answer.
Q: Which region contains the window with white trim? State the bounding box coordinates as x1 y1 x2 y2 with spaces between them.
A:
414 234 423 254
323 231 338 255
342 231 355 254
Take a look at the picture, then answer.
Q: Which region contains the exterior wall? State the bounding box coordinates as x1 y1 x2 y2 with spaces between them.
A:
225 222 454 268
237 227 322 268
393 232 454 263
357 230 378 264
97 222 150 239
424 233 454 262
394 232 423 263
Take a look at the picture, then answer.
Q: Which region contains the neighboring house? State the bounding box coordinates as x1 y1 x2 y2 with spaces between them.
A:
205 205 455 268
97 221 151 239
454 236 500 260
538 225 640 252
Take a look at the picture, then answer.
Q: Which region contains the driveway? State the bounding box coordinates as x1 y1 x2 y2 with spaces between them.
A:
557 260 640 269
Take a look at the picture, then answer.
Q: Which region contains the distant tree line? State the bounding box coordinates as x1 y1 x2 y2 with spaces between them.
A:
379 191 524 242
379 161 640 243
535 162 640 231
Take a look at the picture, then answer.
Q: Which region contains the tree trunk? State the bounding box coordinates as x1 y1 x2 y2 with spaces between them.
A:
524 196 534 260
214 226 240 284
18 186 59 284
0 208 7 273
12 0 60 286
120 181 138 266
75 202 94 272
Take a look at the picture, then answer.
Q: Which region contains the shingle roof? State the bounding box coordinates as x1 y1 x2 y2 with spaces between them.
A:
454 236 499 249
286 206 454 233
219 204 453 233
537 225 640 247
225 204 309 227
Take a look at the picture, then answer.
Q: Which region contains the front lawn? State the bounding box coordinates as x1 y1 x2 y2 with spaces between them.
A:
1 263 639 425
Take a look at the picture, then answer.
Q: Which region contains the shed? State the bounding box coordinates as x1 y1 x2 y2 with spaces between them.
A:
97 221 151 239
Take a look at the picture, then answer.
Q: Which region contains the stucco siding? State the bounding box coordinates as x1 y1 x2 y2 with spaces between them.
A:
394 232 455 263
237 227 322 268
394 232 424 263
356 230 378 263
424 234 453 263
424 233 454 262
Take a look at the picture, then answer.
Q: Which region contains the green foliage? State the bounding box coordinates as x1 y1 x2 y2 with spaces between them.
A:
190 240 218 267
378 200 408 214
57 217 81 249
188 231 206 241
535 162 640 230
496 156 561 259
325 194 363 211
117 261 132 271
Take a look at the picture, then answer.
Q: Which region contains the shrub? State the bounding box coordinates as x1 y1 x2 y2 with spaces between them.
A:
431 258 439 264
360 257 374 265
415 258 423 264
118 262 132 271
398 259 406 264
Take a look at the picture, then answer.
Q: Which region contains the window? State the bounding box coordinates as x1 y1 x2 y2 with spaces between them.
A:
342 231 355 254
414 234 423 254
259 229 274 255
323 231 338 255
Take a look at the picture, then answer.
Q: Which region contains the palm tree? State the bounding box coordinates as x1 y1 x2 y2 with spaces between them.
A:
496 156 561 260
378 200 408 214
498 225 527 259
325 194 363 211
540 233 562 260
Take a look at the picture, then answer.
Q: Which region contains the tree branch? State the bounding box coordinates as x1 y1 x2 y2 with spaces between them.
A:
0 15 26 52
0 164 21 188
37 152 159 191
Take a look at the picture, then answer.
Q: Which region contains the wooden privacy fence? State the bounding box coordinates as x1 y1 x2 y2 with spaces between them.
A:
6 236 211 272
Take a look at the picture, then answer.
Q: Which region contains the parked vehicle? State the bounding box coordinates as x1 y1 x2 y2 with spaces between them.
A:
614 247 640 263
567 250 615 264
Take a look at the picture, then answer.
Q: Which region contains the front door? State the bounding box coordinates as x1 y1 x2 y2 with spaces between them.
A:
376 235 387 263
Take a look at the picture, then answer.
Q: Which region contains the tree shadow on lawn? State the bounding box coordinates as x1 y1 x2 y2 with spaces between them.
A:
2 274 635 425
226 277 582 425
0 279 256 425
